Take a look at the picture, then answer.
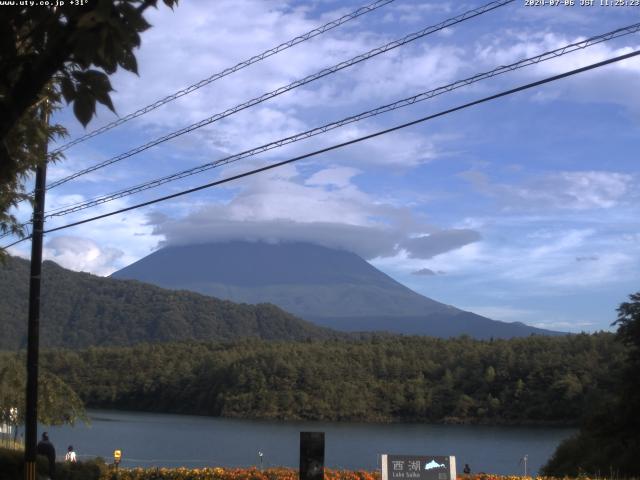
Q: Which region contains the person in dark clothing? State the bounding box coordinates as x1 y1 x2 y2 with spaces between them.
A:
463 464 471 475
36 432 56 479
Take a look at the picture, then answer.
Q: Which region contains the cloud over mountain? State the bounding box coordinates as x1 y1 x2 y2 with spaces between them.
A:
401 230 482 259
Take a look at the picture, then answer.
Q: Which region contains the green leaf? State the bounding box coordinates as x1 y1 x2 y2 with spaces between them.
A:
96 0 113 19
72 32 100 68
73 70 115 113
59 76 76 104
120 3 152 33
72 89 96 127
83 69 113 93
94 90 115 113
129 31 141 49
99 33 118 74
76 11 101 30
119 50 138 74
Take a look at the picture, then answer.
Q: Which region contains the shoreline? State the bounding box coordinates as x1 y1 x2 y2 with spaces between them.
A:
82 406 579 429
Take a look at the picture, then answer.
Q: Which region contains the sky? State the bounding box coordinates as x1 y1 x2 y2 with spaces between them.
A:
7 0 640 333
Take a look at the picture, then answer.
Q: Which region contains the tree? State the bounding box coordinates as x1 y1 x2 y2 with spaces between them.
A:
0 357 86 431
609 292 640 464
0 0 178 243
542 292 640 478
615 292 640 362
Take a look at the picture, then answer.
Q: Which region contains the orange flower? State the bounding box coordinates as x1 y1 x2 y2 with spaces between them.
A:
98 467 593 480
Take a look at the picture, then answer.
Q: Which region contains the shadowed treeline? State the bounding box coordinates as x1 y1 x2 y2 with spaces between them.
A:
1 333 622 425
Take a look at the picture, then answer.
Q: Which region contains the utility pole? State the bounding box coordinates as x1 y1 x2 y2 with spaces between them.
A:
24 103 49 480
521 454 528 477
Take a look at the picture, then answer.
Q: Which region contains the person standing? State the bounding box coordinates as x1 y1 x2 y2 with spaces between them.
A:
65 445 77 463
463 464 471 476
36 432 56 479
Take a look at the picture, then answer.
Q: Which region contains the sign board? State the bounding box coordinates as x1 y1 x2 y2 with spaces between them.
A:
381 455 456 480
113 450 122 464
300 431 324 480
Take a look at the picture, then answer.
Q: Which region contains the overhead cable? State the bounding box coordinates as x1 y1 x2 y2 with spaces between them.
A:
44 22 640 218
45 0 514 190
18 49 636 241
50 0 397 154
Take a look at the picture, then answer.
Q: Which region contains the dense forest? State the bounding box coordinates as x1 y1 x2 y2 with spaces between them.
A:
0 256 341 349
542 293 640 477
1 333 623 425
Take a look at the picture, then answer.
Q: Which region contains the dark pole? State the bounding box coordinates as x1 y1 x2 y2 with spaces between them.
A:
24 104 49 480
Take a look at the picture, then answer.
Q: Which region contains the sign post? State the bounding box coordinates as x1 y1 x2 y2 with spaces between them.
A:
519 455 528 477
382 455 456 480
300 432 324 480
114 449 122 471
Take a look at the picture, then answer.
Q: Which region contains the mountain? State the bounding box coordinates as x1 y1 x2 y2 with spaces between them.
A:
112 241 563 339
0 255 341 350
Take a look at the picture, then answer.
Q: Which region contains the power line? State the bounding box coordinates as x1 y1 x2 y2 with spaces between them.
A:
43 22 640 218
16 49 635 241
0 230 16 241
50 0 397 155
3 235 30 250
0 221 33 240
45 0 514 191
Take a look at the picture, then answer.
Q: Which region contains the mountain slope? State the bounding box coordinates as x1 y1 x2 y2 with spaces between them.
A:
112 241 562 338
0 255 341 350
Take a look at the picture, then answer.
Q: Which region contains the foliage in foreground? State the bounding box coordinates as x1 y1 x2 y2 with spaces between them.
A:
2 451 637 480
542 292 640 477
0 447 107 480
0 1 178 244
84 466 638 480
106 467 376 480
0 447 46 480
0 357 86 428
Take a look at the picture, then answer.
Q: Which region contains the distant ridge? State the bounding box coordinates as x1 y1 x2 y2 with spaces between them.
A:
0 255 341 350
112 241 564 339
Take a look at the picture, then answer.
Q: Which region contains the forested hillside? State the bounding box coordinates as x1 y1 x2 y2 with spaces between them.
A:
4 333 622 425
0 256 341 349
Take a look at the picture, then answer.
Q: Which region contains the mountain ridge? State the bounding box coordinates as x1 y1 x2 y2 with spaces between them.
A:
112 241 563 339
0 255 342 350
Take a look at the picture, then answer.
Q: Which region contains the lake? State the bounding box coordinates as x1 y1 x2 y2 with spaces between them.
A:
43 410 575 476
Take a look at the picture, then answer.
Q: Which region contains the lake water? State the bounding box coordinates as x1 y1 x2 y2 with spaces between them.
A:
43 410 575 476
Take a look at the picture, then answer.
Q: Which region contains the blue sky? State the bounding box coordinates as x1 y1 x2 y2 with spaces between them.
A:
7 0 640 332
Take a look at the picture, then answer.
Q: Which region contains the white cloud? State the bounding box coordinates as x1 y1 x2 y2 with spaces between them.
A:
335 44 466 106
373 220 639 297
320 122 440 167
401 229 481 259
3 195 165 275
305 166 361 187
461 170 636 211
412 267 443 276
4 0 636 339
473 29 640 109
43 236 124 276
149 163 481 261
85 0 467 172
537 251 635 288
105 0 389 130
438 228 636 291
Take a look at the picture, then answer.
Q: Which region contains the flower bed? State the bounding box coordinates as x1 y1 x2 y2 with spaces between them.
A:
105 467 379 480
100 467 569 480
